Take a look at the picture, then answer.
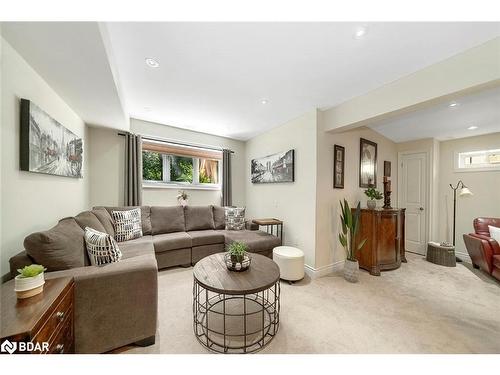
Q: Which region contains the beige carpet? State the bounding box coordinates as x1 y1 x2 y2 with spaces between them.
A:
122 253 500 354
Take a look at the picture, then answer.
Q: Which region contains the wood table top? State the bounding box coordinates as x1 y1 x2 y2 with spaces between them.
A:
252 218 283 225
1 277 74 339
193 253 280 295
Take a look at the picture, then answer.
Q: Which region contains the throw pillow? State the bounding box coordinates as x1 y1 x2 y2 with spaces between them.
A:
225 207 246 231
488 225 500 244
112 207 143 242
84 227 122 266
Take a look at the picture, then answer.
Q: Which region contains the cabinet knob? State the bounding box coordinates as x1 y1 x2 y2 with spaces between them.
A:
419 207 424 211
55 343 64 353
56 311 65 321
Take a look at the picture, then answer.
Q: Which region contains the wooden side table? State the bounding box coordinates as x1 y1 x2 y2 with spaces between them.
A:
252 218 283 245
1 277 75 354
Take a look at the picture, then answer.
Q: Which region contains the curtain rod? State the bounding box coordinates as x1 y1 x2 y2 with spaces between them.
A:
118 132 234 153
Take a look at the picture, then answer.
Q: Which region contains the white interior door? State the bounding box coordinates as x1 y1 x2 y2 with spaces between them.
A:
400 152 427 255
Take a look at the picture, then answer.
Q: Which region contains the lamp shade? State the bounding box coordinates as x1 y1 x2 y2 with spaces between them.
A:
459 187 473 197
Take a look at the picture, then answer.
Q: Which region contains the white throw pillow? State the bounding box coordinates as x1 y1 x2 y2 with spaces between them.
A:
112 208 143 242
84 227 122 266
225 207 246 231
488 225 500 244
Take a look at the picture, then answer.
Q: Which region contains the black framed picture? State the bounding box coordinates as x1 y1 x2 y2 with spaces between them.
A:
333 144 345 189
359 138 377 188
384 160 391 177
251 149 294 183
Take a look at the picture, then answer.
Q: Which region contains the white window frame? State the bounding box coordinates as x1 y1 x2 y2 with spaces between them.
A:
143 152 222 190
454 148 500 172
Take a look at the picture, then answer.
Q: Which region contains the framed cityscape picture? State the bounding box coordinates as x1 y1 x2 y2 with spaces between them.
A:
251 149 294 183
359 138 377 188
20 99 83 178
333 144 345 189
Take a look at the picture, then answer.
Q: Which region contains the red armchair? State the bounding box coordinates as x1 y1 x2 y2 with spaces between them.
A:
463 217 500 281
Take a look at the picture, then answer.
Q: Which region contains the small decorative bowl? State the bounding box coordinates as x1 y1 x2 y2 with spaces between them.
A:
224 252 251 272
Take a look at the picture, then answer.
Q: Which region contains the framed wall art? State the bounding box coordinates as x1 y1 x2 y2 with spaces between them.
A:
333 144 345 189
251 149 294 183
359 138 377 188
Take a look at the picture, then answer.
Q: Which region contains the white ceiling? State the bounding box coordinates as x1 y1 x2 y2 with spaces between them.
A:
105 22 499 139
1 22 129 130
1 22 499 139
368 86 500 142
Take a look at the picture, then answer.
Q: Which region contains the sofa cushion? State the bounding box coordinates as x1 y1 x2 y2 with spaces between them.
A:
118 235 155 259
74 211 106 233
212 205 226 230
184 206 215 231
150 206 185 234
188 230 225 247
94 206 152 235
84 227 122 266
218 229 281 252
92 208 115 236
153 232 192 253
24 218 87 271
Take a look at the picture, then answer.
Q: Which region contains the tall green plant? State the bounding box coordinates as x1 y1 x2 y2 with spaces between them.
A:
338 199 367 261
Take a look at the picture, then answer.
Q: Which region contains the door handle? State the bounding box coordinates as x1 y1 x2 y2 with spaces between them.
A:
419 207 424 211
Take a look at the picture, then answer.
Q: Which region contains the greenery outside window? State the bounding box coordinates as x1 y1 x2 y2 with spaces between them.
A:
142 140 222 189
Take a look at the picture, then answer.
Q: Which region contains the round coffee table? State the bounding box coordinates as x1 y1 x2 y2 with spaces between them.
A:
193 253 280 354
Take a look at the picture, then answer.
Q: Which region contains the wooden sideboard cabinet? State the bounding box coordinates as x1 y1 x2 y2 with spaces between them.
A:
352 208 406 276
1 277 74 354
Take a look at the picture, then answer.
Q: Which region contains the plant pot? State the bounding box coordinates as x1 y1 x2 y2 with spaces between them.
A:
179 199 188 207
367 200 376 209
343 259 359 283
14 273 45 299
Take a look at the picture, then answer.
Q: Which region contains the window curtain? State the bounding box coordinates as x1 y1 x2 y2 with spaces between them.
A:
124 133 143 206
222 149 232 206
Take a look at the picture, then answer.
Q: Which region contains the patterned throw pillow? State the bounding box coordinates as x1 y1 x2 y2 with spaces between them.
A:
84 227 122 266
112 208 143 242
225 207 246 231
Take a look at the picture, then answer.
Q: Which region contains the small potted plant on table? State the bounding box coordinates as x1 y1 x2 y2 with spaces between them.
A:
15 264 47 299
225 241 251 272
364 187 383 209
339 200 367 283
177 190 188 207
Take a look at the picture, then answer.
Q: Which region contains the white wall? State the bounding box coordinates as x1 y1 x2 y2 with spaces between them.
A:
245 111 318 268
437 132 500 259
315 115 399 270
1 38 89 276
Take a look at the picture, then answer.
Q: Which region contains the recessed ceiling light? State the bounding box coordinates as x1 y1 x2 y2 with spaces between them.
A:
261 99 269 105
467 126 478 130
354 27 367 39
449 102 459 107
145 58 160 68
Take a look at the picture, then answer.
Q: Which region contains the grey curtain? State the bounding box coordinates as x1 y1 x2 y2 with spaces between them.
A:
222 149 232 206
124 133 142 206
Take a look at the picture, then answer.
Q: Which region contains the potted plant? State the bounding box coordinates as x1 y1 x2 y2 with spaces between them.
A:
177 190 188 207
339 199 367 283
14 264 47 299
364 187 383 209
225 241 251 271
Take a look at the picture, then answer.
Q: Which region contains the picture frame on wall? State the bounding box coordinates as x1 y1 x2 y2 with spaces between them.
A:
384 160 391 177
251 149 295 183
359 138 377 188
333 144 345 189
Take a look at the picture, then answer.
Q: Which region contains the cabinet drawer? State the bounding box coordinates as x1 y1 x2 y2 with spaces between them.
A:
48 309 74 354
33 286 73 344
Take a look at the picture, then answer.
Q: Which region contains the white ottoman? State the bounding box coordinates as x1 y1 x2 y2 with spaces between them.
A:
273 246 305 282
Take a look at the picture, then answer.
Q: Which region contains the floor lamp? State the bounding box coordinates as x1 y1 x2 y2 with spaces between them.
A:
449 180 473 261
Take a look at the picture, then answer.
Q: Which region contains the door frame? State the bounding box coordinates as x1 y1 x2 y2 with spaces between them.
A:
397 150 431 254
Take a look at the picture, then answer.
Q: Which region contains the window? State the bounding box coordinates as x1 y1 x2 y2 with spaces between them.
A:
142 140 222 189
455 148 500 172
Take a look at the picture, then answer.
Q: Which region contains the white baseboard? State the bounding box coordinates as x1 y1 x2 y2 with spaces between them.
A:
456 251 472 263
304 260 344 279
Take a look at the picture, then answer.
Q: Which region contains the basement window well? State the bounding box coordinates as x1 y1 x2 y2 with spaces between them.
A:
455 148 500 172
142 140 222 190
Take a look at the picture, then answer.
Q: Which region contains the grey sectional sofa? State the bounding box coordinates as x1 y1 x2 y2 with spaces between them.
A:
8 205 280 353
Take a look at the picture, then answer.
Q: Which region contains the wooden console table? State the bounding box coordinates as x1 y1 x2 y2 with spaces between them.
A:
1 277 75 354
252 218 283 244
352 208 406 276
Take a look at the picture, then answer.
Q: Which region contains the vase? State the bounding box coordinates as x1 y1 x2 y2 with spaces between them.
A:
367 200 376 209
343 259 359 283
179 199 188 207
14 272 45 299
